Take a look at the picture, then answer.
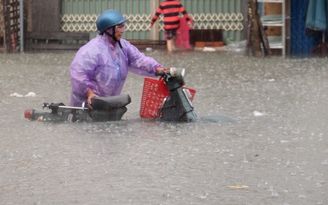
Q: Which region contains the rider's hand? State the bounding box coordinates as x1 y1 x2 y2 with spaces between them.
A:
155 67 170 72
155 67 164 72
86 88 99 109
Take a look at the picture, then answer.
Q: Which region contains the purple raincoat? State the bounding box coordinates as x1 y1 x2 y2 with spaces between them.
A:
69 35 162 106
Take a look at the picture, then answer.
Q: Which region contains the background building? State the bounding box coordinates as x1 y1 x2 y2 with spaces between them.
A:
0 0 325 57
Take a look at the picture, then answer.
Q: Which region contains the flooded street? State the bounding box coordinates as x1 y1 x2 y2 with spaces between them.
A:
0 49 327 204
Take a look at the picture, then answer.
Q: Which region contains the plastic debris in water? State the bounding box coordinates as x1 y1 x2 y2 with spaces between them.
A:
10 92 36 97
10 92 24 97
25 92 36 97
228 185 249 189
253 110 266 116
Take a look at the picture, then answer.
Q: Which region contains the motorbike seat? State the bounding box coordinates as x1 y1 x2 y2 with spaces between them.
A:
91 94 131 110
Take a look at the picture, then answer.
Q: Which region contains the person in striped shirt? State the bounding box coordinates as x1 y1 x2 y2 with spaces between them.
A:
150 0 192 52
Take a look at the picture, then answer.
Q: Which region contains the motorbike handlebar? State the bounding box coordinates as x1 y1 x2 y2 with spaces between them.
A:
155 71 165 77
155 67 176 77
155 67 185 81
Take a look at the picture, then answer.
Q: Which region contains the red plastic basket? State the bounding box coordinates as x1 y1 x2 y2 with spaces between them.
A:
140 77 196 118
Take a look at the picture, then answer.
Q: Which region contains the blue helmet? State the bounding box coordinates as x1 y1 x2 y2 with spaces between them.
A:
96 10 128 35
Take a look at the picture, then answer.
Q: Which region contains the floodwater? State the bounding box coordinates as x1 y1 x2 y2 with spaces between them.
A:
0 48 327 205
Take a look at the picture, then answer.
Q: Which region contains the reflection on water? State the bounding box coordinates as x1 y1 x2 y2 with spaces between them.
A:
0 50 327 204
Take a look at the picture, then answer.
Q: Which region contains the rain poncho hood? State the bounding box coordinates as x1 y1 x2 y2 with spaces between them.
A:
69 35 162 106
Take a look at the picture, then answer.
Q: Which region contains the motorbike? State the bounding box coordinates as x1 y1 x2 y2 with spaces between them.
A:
24 67 237 123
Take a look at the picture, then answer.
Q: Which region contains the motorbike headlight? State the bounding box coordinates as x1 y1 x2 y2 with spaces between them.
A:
170 67 186 85
169 67 178 77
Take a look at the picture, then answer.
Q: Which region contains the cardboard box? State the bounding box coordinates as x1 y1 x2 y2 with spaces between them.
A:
195 41 224 48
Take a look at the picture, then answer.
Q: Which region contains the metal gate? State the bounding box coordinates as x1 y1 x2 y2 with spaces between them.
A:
1 0 21 53
60 0 244 42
